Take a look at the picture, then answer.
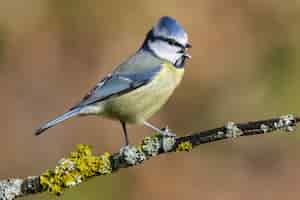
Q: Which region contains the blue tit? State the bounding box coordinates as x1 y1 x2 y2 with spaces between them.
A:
35 16 192 145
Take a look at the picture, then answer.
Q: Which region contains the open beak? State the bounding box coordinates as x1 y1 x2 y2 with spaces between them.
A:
177 49 191 59
177 43 192 59
184 43 192 59
184 53 191 59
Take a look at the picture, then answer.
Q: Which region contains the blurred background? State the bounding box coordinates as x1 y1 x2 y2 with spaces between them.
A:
0 0 300 199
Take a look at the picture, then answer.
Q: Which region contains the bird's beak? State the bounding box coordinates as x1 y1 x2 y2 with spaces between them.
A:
177 43 192 59
184 43 192 59
177 50 191 59
184 53 191 59
185 43 192 48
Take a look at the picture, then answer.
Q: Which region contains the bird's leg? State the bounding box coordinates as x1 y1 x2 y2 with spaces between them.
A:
121 121 129 145
143 121 176 137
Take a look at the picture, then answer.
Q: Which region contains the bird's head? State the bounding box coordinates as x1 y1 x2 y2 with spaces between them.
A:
143 16 191 68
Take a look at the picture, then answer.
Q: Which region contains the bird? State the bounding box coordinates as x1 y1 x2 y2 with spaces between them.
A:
35 16 191 145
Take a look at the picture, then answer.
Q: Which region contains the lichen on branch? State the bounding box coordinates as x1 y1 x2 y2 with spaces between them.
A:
0 114 299 200
40 144 111 195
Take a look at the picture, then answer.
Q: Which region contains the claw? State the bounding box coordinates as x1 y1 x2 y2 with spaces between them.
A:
161 126 176 137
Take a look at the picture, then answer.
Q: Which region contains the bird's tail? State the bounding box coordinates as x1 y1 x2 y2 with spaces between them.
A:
35 107 81 136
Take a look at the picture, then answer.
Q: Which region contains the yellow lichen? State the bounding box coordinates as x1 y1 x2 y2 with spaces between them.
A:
176 141 193 152
40 170 64 195
141 135 160 156
40 144 112 195
98 152 112 174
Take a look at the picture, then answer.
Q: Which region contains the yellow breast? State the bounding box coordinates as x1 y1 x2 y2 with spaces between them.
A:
102 63 184 123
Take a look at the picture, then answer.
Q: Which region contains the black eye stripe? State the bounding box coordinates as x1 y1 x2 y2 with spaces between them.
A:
152 36 185 49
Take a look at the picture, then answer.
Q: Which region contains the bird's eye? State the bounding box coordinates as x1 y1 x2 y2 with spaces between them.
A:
168 40 175 45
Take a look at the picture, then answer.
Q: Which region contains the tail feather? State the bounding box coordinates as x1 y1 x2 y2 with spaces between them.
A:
35 107 81 135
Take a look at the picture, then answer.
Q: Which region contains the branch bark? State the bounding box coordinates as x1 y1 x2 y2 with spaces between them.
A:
0 114 298 200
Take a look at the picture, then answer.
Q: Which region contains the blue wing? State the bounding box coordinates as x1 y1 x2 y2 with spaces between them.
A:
71 65 162 109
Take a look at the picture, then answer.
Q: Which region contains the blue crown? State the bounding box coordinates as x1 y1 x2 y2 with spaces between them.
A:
153 16 188 45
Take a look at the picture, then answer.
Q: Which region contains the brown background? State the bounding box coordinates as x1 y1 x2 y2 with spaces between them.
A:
0 0 300 199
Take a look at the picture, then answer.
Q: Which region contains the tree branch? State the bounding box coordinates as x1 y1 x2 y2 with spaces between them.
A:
0 114 298 200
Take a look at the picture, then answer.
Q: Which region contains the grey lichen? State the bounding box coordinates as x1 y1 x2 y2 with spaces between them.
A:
162 136 176 152
142 136 160 156
276 114 295 132
57 158 76 172
260 124 270 133
225 121 243 138
120 145 146 165
0 115 298 200
21 176 40 195
120 134 177 165
0 179 23 200
217 131 225 138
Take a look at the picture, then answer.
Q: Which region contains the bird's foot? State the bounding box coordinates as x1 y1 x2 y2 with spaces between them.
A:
143 121 176 137
160 126 176 137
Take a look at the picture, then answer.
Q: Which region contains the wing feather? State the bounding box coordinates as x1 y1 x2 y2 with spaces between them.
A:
71 65 162 109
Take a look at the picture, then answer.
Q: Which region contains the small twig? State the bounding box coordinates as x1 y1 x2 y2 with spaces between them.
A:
0 114 298 200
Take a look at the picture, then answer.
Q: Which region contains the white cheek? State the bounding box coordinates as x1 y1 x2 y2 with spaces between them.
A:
148 41 182 63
